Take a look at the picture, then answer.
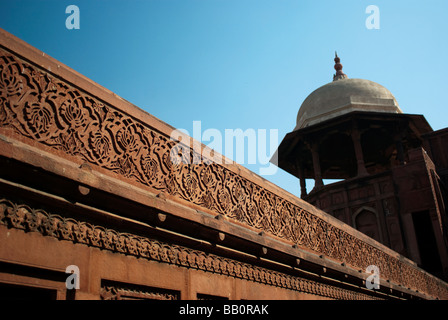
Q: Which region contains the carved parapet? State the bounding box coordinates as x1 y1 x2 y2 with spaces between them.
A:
0 28 447 299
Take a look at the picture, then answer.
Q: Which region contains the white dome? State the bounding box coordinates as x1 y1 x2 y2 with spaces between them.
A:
295 78 402 130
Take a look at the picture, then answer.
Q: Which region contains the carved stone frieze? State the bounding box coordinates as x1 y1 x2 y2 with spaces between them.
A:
1 48 447 300
100 281 180 300
0 197 381 300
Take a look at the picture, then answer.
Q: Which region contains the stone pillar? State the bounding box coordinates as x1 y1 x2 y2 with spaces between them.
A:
394 127 406 165
298 165 307 198
395 138 406 165
351 125 368 177
310 143 324 189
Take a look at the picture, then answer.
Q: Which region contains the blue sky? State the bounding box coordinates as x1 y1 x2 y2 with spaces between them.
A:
1 0 447 197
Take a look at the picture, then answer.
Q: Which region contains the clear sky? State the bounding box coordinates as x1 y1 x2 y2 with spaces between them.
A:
1 0 447 198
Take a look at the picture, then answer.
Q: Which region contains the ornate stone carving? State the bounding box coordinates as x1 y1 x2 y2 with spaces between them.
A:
0 197 382 300
100 281 180 300
1 48 447 300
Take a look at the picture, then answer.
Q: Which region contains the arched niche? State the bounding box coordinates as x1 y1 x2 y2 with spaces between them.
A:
353 206 383 243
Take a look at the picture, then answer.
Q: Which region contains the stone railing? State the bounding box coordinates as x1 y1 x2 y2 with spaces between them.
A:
0 28 447 299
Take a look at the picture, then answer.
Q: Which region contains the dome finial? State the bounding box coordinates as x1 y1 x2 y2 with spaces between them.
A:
333 51 348 81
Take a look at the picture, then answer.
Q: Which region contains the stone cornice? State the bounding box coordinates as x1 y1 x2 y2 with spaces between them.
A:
0 196 381 300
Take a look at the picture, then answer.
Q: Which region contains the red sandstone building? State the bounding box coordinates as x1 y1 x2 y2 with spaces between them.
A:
0 29 448 300
275 54 448 281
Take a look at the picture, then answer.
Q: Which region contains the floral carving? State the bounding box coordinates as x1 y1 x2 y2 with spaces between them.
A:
59 95 87 129
100 284 180 300
0 97 9 125
200 164 216 188
140 153 158 181
88 130 112 164
1 48 448 300
217 188 231 212
24 100 55 139
182 171 198 199
0 58 23 96
116 124 141 153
